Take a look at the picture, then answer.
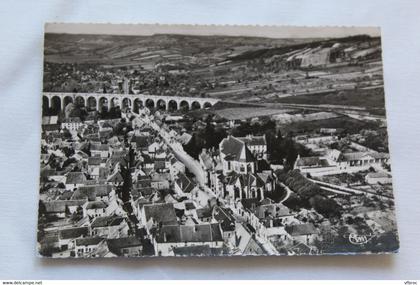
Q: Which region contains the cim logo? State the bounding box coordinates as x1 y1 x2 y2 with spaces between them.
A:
348 233 374 245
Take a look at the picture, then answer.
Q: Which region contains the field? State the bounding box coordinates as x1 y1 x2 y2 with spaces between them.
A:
213 107 291 120
279 115 381 134
274 87 386 110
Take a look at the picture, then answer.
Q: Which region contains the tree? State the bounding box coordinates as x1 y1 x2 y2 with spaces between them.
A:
310 195 342 218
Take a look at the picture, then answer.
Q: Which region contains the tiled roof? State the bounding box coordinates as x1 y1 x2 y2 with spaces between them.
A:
91 215 125 228
143 203 177 225
342 152 389 161
72 185 113 201
295 156 328 167
107 237 143 252
156 224 223 243
88 157 102 166
59 227 89 240
213 206 236 232
43 200 86 213
175 173 196 193
65 172 87 185
75 237 104 246
220 136 255 162
85 201 108 210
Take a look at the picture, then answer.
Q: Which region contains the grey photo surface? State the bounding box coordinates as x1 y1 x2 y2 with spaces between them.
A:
38 23 399 258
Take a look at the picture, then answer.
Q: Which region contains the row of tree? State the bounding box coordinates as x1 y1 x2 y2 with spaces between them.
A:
277 169 342 218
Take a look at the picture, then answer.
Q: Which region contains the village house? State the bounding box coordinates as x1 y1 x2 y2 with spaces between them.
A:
90 143 110 158
138 203 178 231
90 215 129 239
168 157 185 181
256 200 294 229
87 156 104 178
153 223 224 256
174 172 198 198
82 201 108 218
212 206 236 243
43 200 86 218
106 237 144 257
64 172 87 191
72 184 114 202
285 223 318 245
196 207 213 223
74 237 105 257
57 226 89 251
233 223 267 255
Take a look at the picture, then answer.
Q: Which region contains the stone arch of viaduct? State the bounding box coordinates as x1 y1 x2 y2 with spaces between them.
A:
42 92 220 113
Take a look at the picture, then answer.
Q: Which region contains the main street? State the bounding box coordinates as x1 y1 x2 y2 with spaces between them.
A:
128 109 280 255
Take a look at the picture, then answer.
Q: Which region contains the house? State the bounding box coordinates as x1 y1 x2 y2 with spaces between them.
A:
365 172 392 184
285 223 318 245
72 184 114 202
168 157 185 181
174 172 198 197
139 203 178 230
177 133 192 145
219 135 256 175
341 152 390 167
234 223 266 256
90 143 110 158
256 202 294 228
148 141 161 156
153 158 170 173
57 226 89 251
150 174 170 190
87 157 103 177
196 207 213 223
294 156 330 171
43 200 86 218
74 237 105 257
107 237 143 257
64 172 87 190
82 201 108 218
42 115 59 126
212 206 236 242
154 223 224 256
90 215 129 239
237 135 267 160
199 150 215 186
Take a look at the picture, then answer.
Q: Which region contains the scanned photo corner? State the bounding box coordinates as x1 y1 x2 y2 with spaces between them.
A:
37 23 399 258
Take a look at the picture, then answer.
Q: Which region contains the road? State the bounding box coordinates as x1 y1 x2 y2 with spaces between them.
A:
129 110 215 199
128 109 282 255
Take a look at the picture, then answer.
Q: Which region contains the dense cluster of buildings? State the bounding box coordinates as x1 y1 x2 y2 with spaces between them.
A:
293 133 391 180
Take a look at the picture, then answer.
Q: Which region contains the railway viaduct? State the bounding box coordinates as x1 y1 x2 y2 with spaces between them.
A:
42 92 220 113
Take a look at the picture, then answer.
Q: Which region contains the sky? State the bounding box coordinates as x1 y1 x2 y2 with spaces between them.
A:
45 23 381 38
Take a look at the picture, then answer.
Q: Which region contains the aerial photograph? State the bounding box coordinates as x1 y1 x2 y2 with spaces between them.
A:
38 24 399 258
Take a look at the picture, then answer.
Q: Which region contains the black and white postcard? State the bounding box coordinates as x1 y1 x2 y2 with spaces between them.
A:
38 23 399 258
